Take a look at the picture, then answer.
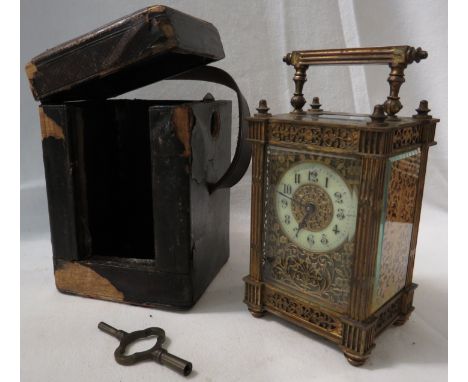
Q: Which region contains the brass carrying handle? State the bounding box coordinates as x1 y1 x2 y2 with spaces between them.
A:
283 46 428 117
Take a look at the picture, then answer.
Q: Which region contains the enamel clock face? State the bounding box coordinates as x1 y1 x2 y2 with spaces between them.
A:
275 161 358 252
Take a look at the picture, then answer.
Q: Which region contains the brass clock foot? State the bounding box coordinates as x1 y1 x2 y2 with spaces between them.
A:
393 314 410 326
248 308 265 318
343 351 368 367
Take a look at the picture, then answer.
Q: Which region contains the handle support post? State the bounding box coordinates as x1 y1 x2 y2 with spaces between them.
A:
291 65 308 114
283 46 427 116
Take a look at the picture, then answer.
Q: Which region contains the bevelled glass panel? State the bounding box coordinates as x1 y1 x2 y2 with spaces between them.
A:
371 149 421 312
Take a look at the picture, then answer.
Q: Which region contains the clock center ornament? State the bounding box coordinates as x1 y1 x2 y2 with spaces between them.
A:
243 46 438 366
290 184 333 232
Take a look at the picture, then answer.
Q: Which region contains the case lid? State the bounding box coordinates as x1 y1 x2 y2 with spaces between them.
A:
26 5 225 102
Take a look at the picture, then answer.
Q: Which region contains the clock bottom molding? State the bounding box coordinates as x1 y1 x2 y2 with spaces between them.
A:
243 276 417 366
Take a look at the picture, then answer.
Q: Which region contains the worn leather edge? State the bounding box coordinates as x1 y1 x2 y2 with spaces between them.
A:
171 106 194 158
39 106 65 140
55 262 124 301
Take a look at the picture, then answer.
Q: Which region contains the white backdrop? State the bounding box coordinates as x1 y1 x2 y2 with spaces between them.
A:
21 1 447 381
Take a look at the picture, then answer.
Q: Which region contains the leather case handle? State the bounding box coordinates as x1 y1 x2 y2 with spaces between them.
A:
283 45 427 117
170 66 251 192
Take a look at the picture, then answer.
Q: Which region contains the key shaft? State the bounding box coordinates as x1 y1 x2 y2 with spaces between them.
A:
98 322 126 340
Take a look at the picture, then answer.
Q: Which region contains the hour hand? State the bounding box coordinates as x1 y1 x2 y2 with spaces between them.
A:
295 203 315 237
295 221 306 237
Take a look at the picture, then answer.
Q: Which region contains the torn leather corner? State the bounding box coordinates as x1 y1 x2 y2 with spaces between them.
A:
39 107 65 140
55 262 124 301
147 5 167 15
25 61 37 81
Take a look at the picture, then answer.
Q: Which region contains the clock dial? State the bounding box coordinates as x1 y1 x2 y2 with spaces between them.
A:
275 161 358 252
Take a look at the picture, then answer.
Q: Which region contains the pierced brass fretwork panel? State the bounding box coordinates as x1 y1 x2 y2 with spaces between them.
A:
264 288 342 338
262 146 361 312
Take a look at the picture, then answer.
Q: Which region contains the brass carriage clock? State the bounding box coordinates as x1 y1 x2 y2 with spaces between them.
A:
243 46 438 365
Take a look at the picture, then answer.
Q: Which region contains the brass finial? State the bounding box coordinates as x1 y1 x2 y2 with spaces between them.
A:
255 99 271 117
408 47 428 63
308 97 323 113
413 100 432 119
368 104 387 125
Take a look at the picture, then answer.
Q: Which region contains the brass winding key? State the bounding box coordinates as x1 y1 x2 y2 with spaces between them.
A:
98 322 192 376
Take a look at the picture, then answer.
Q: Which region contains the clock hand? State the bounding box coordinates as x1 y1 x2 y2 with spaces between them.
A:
277 191 309 209
296 203 316 237
277 191 318 236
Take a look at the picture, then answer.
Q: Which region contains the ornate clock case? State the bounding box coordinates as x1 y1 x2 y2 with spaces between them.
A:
243 46 438 365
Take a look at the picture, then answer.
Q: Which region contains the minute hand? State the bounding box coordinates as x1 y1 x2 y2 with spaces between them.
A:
277 191 308 209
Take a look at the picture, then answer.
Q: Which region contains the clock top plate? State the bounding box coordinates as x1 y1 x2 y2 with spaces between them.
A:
261 112 436 130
